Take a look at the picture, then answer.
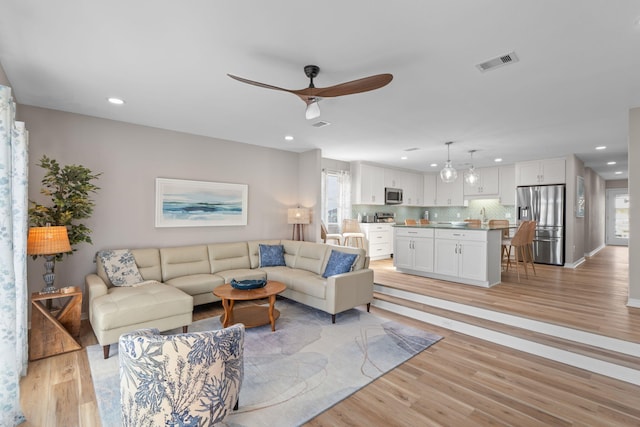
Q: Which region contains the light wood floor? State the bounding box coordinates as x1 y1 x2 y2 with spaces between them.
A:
20 246 640 426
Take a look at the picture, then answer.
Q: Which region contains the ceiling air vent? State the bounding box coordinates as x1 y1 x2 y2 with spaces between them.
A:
476 51 519 72
312 121 331 128
404 147 420 152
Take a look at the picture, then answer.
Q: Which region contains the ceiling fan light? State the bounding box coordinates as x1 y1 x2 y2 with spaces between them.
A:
440 161 458 183
305 99 320 120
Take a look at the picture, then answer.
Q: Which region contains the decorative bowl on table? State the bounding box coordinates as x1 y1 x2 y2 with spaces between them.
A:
230 279 267 290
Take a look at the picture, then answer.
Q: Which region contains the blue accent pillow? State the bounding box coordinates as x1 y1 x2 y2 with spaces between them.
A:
322 250 358 278
258 244 286 267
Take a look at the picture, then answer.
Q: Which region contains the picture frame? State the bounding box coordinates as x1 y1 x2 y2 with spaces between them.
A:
576 175 585 218
155 178 248 227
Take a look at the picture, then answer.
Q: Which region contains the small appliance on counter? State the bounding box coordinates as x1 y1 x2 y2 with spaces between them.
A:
374 212 396 223
360 214 376 223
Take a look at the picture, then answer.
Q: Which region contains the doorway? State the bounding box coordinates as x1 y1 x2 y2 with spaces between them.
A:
605 188 629 246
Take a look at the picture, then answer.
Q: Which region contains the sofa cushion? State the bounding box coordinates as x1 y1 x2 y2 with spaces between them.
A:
91 282 193 330
322 250 359 278
97 249 144 286
258 244 286 267
293 242 329 275
131 248 163 282
165 273 225 296
260 266 316 288
321 245 366 272
208 242 251 273
161 245 210 281
291 275 327 300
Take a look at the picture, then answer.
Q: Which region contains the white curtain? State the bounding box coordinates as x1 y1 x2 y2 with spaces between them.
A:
0 84 28 426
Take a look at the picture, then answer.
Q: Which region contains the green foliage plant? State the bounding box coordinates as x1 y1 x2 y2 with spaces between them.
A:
29 155 101 258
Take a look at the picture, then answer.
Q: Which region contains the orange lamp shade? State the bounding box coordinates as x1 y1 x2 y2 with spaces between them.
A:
27 226 72 255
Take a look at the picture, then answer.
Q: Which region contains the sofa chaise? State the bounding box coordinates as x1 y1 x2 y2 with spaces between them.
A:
86 239 374 358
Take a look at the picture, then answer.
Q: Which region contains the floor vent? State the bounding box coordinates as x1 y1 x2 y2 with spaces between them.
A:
312 121 331 128
476 51 519 72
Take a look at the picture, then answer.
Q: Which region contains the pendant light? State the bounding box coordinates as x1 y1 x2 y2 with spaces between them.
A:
440 141 457 183
464 150 480 185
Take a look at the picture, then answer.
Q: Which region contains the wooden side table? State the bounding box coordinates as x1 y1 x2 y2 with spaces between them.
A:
29 288 82 361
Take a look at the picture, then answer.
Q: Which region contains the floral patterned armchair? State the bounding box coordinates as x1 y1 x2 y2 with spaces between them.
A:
118 324 244 426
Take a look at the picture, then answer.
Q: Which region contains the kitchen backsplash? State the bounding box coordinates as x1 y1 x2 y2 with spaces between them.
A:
353 199 516 224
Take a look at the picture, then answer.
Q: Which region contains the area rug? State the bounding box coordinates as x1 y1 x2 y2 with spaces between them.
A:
87 299 442 427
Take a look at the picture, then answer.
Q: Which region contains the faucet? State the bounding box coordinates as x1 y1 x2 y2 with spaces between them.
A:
480 207 487 224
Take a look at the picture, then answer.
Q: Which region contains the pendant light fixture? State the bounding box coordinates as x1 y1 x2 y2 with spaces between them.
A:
464 150 480 185
440 141 457 183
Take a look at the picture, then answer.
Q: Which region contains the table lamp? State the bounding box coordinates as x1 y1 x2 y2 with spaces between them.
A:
27 225 72 294
287 208 310 241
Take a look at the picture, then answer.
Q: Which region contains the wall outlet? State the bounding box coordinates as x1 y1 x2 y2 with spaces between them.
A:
505 212 511 218
456 212 461 218
434 213 438 218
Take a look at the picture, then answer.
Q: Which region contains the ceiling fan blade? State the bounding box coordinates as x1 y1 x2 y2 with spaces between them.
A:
293 73 393 98
227 74 297 94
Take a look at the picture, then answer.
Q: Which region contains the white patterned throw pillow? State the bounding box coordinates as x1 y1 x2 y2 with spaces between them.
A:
97 249 144 286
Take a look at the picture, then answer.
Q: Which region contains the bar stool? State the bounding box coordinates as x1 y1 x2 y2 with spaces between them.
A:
488 219 510 266
321 221 343 245
341 219 365 248
419 219 430 225
464 219 481 226
405 219 417 225
504 221 531 281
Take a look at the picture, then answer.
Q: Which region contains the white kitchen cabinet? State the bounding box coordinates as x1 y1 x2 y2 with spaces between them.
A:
515 158 566 186
423 174 437 206
463 166 500 197
394 226 501 287
434 229 493 283
435 176 464 206
351 162 385 205
393 228 434 272
359 223 393 260
384 168 401 189
499 164 516 205
402 171 423 206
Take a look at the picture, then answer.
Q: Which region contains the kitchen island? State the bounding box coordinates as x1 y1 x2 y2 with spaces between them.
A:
393 222 505 287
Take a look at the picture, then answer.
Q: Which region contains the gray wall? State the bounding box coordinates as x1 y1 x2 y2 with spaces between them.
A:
629 107 640 306
0 62 9 86
18 105 312 307
584 168 606 254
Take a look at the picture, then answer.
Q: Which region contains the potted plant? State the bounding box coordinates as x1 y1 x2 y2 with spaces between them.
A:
29 155 101 257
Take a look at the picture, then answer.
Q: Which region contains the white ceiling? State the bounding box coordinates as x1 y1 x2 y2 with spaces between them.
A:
1 0 639 180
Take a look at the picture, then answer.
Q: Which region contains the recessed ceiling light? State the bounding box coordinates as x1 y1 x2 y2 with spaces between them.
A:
284 135 294 141
430 163 438 167
494 158 503 162
107 97 125 105
615 171 623 175
595 146 607 150
400 156 408 160
607 161 616 165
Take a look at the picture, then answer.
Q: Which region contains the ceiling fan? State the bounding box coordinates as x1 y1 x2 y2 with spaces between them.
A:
227 65 393 120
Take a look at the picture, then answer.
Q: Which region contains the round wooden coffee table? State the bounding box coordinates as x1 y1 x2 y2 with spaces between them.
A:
213 281 286 331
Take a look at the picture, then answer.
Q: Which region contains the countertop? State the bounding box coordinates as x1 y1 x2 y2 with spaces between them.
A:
393 222 514 231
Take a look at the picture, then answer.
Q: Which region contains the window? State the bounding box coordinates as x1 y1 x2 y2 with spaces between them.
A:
321 169 351 233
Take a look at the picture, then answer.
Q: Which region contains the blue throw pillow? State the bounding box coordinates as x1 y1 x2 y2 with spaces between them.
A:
259 244 286 267
322 250 358 278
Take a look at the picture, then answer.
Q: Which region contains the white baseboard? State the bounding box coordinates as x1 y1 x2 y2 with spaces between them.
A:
628 298 640 308
564 257 585 269
586 244 606 258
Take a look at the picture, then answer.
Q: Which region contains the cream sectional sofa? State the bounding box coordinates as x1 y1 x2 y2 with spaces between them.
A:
86 239 374 358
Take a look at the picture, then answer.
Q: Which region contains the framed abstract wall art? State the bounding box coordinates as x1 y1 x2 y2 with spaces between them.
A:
155 178 248 227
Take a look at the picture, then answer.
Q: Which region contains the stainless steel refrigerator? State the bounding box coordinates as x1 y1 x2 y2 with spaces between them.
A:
516 184 565 266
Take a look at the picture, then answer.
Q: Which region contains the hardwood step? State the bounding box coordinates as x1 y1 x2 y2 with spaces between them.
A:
373 286 640 380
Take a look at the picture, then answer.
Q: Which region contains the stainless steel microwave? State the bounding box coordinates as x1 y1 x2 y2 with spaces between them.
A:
385 187 403 205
